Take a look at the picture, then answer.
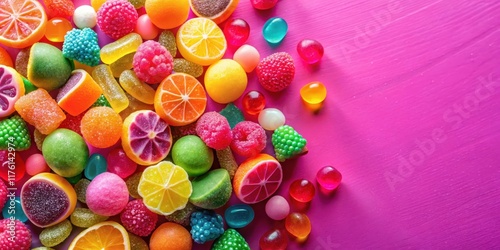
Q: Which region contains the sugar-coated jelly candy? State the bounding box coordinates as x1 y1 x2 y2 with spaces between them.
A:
258 108 285 131
289 179 315 203
119 69 156 105
84 153 107 180
158 30 177 57
297 39 324 64
2 197 28 223
233 44 260 73
224 18 250 48
285 212 311 239
73 5 97 29
263 17 288 45
173 58 203 78
107 148 137 179
0 150 25 182
135 14 160 40
125 171 142 199
100 33 143 65
39 219 72 247
242 91 266 115
224 204 255 228
265 195 290 220
259 228 288 250
300 81 327 105
316 166 342 191
70 207 109 228
92 64 130 113
74 178 91 203
251 0 278 10
45 18 73 42
110 52 135 78
220 103 245 129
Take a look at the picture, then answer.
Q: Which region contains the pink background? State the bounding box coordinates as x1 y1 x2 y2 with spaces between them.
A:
3 0 500 249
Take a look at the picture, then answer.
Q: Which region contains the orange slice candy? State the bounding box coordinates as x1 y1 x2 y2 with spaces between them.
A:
68 221 130 250
0 0 47 48
57 70 103 116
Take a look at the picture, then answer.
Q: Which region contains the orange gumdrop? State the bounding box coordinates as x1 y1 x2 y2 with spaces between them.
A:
81 107 123 148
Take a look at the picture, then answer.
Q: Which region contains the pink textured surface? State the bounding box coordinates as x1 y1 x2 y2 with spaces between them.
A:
2 0 500 249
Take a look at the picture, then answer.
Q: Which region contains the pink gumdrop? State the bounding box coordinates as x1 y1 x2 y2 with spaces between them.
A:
107 148 137 179
233 44 260 73
25 153 50 176
316 166 342 191
135 14 160 40
265 195 290 220
251 0 278 10
224 18 250 48
297 39 324 64
86 172 129 216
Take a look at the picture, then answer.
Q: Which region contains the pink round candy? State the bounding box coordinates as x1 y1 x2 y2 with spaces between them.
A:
316 166 342 191
135 14 160 40
265 195 290 220
25 153 50 176
297 39 324 64
251 0 278 10
289 179 315 203
233 44 260 73
107 148 137 179
224 18 250 47
86 172 129 216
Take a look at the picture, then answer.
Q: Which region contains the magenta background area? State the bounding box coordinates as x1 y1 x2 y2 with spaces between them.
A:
3 0 500 249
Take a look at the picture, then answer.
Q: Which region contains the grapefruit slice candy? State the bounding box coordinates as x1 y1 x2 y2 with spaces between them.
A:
233 153 283 204
0 65 25 118
122 110 173 165
0 0 47 48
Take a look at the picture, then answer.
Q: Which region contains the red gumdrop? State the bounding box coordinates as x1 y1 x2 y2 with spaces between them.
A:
242 90 266 116
223 18 250 48
107 148 137 179
251 0 278 10
297 39 324 64
0 150 25 182
289 179 315 203
259 228 288 250
316 166 342 191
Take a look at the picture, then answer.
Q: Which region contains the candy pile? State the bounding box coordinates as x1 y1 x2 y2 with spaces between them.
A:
0 0 340 249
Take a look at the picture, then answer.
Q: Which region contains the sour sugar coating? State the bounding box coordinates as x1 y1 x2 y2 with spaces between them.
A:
190 210 225 244
43 0 75 18
92 64 129 113
97 0 138 40
133 40 173 84
81 107 123 148
39 219 72 247
165 202 197 227
173 58 203 77
158 30 177 57
119 69 156 104
0 219 31 250
74 178 91 203
256 52 295 92
70 207 108 228
216 146 238 179
100 33 142 65
58 112 85 136
85 172 129 216
110 52 135 77
62 28 100 66
230 121 267 157
120 199 158 236
196 111 232 150
220 103 245 129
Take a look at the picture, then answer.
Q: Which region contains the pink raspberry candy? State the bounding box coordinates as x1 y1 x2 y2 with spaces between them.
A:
230 121 266 157
196 112 233 150
133 40 173 84
97 0 138 40
120 199 158 236
0 181 7 211
0 219 32 250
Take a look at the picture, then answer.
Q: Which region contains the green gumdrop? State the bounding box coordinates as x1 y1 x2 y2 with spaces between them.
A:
165 202 197 227
172 135 214 177
70 208 109 228
220 103 244 129
39 220 72 247
173 58 203 78
74 178 91 203
126 171 142 199
158 30 177 57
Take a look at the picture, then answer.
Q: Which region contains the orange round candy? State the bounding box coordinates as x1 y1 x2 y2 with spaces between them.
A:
45 17 73 42
150 222 192 250
81 107 123 148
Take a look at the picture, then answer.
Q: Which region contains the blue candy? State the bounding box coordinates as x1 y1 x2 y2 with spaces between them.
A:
262 17 288 45
224 204 254 229
62 28 101 66
84 153 107 180
190 210 225 244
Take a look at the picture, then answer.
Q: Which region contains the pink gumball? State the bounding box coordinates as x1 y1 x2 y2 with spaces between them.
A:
25 153 50 176
86 172 129 216
265 195 290 220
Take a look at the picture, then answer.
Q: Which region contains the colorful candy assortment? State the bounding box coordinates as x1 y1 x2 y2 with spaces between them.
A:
0 0 343 249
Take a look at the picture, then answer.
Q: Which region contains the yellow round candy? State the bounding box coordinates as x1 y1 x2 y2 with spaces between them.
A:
204 59 247 104
91 0 107 11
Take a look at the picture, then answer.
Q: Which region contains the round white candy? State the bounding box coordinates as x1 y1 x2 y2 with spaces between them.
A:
73 5 97 29
258 108 285 131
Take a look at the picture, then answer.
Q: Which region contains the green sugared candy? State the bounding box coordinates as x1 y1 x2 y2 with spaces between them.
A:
32 247 55 250
165 202 197 227
39 220 72 247
129 233 149 250
74 178 91 203
190 169 232 209
158 30 177 57
126 171 142 199
173 58 203 77
65 173 82 185
91 94 111 108
70 208 108 228
172 135 213 177
220 103 244 129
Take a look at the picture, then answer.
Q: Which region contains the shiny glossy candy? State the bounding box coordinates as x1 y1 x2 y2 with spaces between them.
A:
242 91 265 115
297 39 324 64
224 18 250 47
265 195 289 220
300 81 327 105
233 44 260 73
107 148 137 179
0 150 25 182
316 166 342 191
73 5 97 29
285 212 311 239
258 108 285 131
289 179 315 203
2 197 28 223
84 153 107 180
263 17 288 45
259 228 288 250
251 0 278 10
135 14 160 40
45 17 73 42
224 204 255 228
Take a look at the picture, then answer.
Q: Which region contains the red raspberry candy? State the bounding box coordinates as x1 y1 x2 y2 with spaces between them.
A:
0 181 7 211
0 219 32 250
97 0 138 40
120 199 158 236
133 40 174 84
256 52 295 92
230 121 266 157
43 0 75 18
196 112 232 150
58 112 85 136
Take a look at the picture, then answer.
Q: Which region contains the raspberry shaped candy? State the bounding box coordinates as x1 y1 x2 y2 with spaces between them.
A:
272 125 307 162
97 0 138 40
212 229 250 250
256 52 295 92
43 0 75 19
0 219 32 250
133 40 173 84
120 199 158 236
190 210 224 244
0 115 31 151
230 121 266 158
62 28 100 66
0 181 6 211
196 112 232 150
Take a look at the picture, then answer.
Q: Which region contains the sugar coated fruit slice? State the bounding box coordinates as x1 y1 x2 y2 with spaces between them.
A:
20 173 77 228
189 169 232 209
81 107 123 148
27 42 73 91
56 70 102 116
122 110 173 165
0 65 25 118
15 88 66 135
85 172 129 216
233 154 283 204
